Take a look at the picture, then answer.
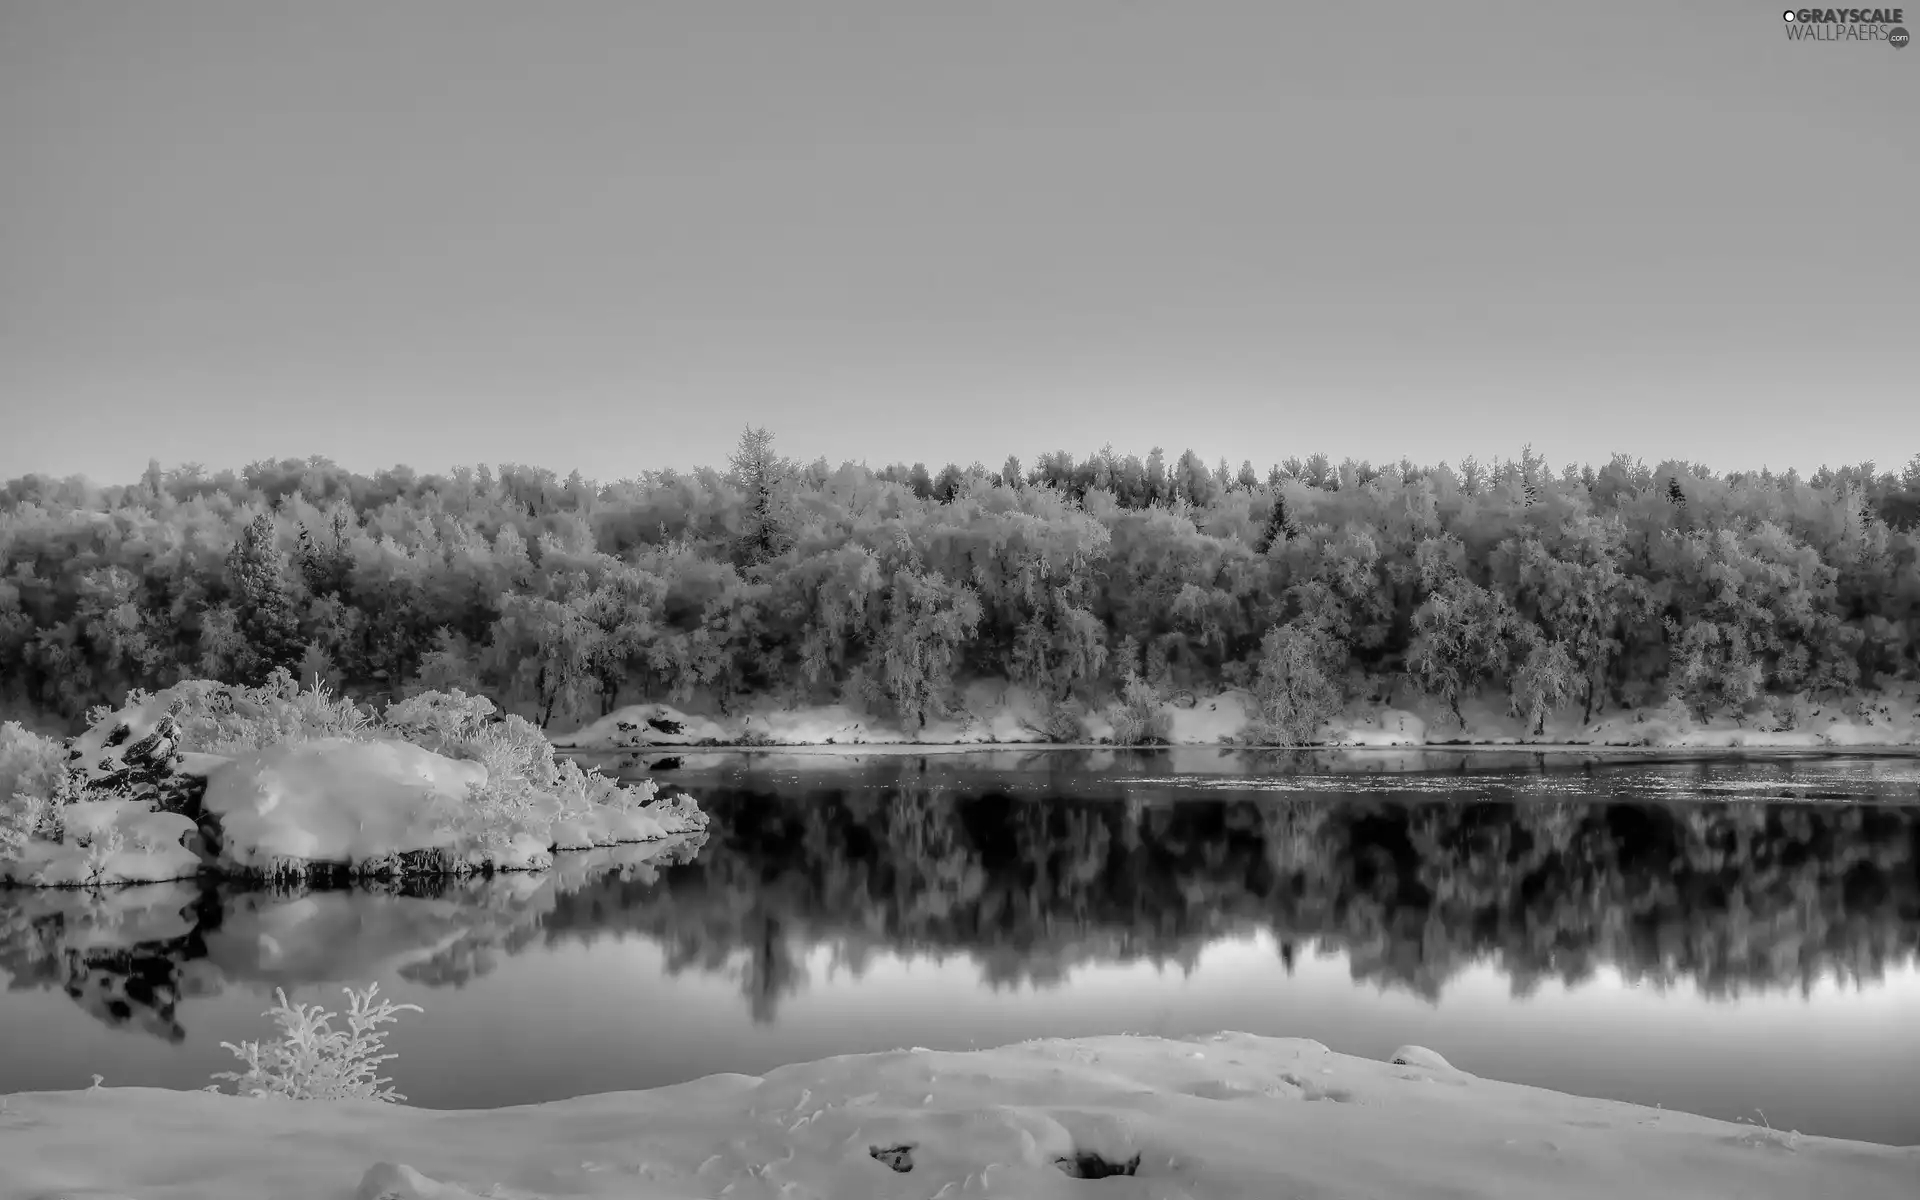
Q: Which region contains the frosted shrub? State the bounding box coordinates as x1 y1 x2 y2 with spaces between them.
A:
160 671 378 755
77 822 125 883
0 721 70 803
210 982 422 1102
454 774 545 859
272 672 378 742
1108 673 1172 746
382 688 501 754
1021 699 1088 743
0 722 74 855
464 715 560 786
550 754 660 811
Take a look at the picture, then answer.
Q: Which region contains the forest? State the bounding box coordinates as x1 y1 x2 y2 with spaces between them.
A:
4 432 1919 740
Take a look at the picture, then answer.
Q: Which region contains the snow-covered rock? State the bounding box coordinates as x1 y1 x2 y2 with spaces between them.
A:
196 736 706 877
550 704 730 749
63 695 216 814
202 738 487 872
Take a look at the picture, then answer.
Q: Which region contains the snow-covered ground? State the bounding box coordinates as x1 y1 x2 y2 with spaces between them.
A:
554 680 1920 753
3 1033 1913 1199
1 679 707 887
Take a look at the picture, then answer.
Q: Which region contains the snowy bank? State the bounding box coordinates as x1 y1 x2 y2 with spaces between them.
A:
1 676 707 887
553 679 1920 753
3 1033 1914 1199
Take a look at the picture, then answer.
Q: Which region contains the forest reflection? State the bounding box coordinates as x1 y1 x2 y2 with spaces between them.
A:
4 773 1917 1041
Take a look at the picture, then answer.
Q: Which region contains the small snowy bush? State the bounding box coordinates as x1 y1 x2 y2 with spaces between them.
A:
0 721 78 855
159 670 378 755
463 715 561 785
382 688 501 754
1108 674 1172 746
1021 698 1088 743
209 982 422 1102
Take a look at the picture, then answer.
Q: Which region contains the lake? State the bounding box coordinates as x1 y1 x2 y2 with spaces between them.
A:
3 748 1917 1145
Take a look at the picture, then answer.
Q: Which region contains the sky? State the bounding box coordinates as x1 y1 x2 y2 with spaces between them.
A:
1 0 1915 486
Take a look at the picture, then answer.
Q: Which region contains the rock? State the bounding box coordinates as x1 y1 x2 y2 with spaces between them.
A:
65 707 211 817
1389 1045 1460 1072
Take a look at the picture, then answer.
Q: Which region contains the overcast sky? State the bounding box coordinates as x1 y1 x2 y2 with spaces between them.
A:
2 1 1915 485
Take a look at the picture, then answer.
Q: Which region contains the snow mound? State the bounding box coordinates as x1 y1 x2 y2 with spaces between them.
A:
201 738 707 877
750 703 904 745
355 1161 485 1199
203 738 492 872
1390 1044 1463 1073
1328 707 1429 746
6 1033 1916 1199
0 799 201 887
1164 690 1255 745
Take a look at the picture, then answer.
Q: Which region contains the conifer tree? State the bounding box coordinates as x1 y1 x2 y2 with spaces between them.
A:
224 513 302 685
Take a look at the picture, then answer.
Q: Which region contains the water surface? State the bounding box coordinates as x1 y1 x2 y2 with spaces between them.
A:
2 749 1917 1144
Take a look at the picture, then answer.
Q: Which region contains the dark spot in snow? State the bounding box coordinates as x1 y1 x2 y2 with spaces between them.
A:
869 1143 915 1173
68 749 83 761
1056 1151 1141 1179
649 756 683 772
646 717 684 735
617 721 638 732
105 723 132 747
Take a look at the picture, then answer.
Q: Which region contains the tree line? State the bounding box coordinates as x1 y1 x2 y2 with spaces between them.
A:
4 434 1919 735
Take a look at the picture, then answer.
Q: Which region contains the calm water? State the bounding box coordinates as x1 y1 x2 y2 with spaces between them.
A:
3 749 1918 1145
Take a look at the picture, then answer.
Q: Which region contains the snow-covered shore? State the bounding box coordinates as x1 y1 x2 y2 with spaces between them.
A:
3 1033 1913 1199
554 679 1920 754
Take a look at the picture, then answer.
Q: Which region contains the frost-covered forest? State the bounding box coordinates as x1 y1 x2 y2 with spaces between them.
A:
4 432 1919 735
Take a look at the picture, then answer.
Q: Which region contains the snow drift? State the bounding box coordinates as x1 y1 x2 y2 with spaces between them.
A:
3 1032 1913 1199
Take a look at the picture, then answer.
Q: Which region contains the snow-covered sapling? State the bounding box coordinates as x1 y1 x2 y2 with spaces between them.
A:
209 982 422 1102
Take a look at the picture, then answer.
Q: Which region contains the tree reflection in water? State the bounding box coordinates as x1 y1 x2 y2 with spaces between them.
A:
6 762 1914 1040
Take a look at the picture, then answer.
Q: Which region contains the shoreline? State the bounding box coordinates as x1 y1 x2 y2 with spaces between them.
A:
551 682 1920 760
571 739 1920 758
4 1032 1912 1198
